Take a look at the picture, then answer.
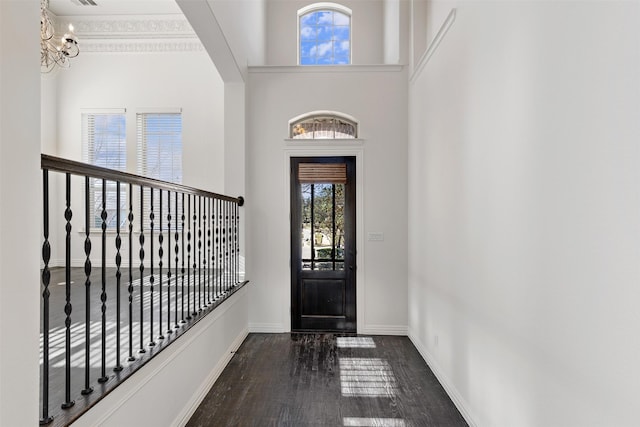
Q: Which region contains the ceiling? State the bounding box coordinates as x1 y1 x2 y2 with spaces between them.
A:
48 0 183 16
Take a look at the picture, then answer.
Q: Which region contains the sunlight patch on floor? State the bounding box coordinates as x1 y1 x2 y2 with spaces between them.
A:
41 321 156 368
339 357 398 397
343 417 407 426
337 336 376 348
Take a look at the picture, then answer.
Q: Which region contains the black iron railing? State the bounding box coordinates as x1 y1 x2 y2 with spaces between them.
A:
40 154 247 426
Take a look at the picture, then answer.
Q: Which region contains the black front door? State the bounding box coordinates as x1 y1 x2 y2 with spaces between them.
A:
291 157 356 332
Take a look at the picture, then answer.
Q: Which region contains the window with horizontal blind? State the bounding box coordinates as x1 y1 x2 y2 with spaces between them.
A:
82 110 127 229
137 112 183 229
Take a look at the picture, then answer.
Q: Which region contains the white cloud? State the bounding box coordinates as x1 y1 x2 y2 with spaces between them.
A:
300 26 315 39
334 12 349 26
300 13 315 25
317 11 333 24
310 41 333 58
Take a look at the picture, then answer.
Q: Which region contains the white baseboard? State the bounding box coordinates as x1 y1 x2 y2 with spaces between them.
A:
248 323 286 333
172 326 249 427
408 328 479 427
246 323 408 335
360 324 408 336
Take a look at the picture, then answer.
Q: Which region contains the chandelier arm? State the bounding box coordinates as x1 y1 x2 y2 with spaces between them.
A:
40 0 79 73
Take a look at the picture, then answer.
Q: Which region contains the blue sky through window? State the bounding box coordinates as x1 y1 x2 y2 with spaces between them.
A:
300 9 350 65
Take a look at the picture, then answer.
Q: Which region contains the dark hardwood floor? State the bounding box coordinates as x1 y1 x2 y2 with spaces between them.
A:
187 333 468 427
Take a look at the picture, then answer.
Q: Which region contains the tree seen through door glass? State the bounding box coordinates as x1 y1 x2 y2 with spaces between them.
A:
301 183 345 270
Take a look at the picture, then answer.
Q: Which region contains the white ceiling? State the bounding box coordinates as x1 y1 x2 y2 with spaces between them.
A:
48 0 182 16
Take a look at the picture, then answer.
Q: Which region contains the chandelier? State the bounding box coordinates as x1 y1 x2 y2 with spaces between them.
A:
40 0 79 73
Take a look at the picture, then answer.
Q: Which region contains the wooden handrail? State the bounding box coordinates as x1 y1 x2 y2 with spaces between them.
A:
41 154 244 205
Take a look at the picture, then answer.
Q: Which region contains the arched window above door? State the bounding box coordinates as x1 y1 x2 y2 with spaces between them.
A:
289 111 358 139
298 3 352 65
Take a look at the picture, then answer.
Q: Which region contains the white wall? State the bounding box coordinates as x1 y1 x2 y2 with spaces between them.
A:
266 0 385 65
224 82 247 267
0 1 41 425
55 51 225 191
247 65 408 334
408 1 640 426
44 50 225 267
208 0 267 69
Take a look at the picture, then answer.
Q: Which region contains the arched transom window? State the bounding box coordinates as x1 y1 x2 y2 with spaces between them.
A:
298 3 351 65
290 112 358 139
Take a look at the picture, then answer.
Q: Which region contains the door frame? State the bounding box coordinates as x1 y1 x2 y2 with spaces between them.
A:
290 156 356 332
284 144 364 333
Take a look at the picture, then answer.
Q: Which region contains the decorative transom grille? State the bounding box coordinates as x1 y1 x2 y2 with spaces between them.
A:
290 114 357 139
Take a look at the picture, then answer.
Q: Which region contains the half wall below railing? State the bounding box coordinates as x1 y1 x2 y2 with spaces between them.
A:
40 154 248 426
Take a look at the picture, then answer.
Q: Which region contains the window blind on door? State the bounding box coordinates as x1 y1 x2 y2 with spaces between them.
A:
298 163 347 184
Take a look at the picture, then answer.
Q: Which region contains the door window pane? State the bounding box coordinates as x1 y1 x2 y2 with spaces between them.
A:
300 182 346 270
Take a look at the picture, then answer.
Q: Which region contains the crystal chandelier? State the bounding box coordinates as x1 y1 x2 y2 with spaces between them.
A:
40 0 79 73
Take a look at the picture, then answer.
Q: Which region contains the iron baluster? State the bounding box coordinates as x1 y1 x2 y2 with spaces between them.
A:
233 202 236 285
222 201 226 293
207 198 212 305
180 193 186 324
214 199 219 299
186 194 192 320
175 192 181 328
236 203 239 285
192 196 198 316
166 191 173 335
158 189 165 340
197 196 202 313
114 181 123 372
139 186 146 354
224 201 229 293
238 203 241 283
98 179 108 383
216 199 221 298
230 202 234 288
127 184 135 362
61 173 75 409
232 202 236 285
81 176 94 394
149 188 155 347
40 169 54 425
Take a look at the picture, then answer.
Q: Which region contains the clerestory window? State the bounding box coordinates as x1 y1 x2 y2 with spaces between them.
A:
298 3 351 65
290 112 358 139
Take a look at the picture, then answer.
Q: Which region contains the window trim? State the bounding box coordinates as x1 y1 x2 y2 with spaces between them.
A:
297 2 353 66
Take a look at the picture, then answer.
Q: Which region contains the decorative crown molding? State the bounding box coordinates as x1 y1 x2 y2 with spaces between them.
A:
72 16 196 39
57 14 202 53
81 40 204 53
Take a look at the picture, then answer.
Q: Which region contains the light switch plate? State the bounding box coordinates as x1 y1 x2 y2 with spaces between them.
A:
368 232 384 241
